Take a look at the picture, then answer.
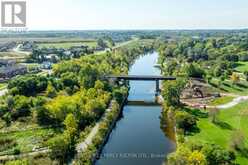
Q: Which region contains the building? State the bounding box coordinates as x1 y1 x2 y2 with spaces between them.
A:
0 65 27 79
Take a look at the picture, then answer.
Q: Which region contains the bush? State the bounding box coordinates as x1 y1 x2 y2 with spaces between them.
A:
185 63 206 78
175 111 197 133
202 143 235 165
13 147 21 155
47 135 70 162
5 159 28 165
0 137 17 152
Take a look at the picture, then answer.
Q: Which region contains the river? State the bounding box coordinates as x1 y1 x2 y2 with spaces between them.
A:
95 52 176 165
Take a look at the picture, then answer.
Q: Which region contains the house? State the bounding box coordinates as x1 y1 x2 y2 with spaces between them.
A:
41 62 52 69
0 65 27 79
0 59 16 67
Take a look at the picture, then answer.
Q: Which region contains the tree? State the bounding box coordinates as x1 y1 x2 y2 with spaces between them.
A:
202 143 235 165
6 96 14 111
11 96 31 120
167 145 191 165
46 82 57 98
209 107 220 123
97 38 107 48
188 150 207 165
185 63 206 78
47 135 70 163
244 71 248 81
162 79 186 106
230 72 240 85
175 111 197 133
64 114 78 144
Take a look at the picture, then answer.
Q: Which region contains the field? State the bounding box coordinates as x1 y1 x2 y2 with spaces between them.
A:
37 41 97 49
235 62 248 72
0 119 62 155
210 78 248 95
0 52 28 60
187 102 248 164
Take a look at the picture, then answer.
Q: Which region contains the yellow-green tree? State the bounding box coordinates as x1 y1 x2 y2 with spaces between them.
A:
188 150 207 165
230 72 240 85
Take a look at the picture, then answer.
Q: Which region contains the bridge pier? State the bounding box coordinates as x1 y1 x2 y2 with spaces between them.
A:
155 80 160 96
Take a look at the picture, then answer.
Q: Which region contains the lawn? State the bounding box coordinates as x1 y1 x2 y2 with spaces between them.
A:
210 78 248 95
37 41 97 49
187 101 248 164
235 62 248 73
209 96 235 106
0 83 7 90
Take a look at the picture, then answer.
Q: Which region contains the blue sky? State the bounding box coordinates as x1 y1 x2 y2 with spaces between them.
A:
27 0 248 30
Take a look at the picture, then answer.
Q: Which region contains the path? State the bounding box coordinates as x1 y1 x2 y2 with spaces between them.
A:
12 44 31 56
215 96 248 109
0 149 49 162
160 94 248 110
0 88 8 97
76 102 113 152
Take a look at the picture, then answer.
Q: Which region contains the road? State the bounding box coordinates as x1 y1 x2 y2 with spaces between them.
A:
12 44 32 55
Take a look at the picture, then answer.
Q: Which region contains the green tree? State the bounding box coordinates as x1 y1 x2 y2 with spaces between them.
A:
64 114 78 144
47 135 69 163
46 82 57 98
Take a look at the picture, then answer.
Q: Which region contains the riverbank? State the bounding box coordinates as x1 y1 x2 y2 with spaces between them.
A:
73 93 128 165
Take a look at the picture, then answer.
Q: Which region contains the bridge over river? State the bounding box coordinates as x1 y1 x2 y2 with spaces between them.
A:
106 75 176 96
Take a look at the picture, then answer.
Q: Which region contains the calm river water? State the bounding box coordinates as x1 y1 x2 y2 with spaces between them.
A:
95 52 176 165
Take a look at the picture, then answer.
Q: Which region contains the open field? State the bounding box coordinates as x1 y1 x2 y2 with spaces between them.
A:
0 52 28 60
37 41 97 49
187 102 248 164
235 62 248 73
0 118 63 156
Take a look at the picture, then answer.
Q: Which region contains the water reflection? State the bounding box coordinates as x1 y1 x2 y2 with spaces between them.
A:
95 52 176 165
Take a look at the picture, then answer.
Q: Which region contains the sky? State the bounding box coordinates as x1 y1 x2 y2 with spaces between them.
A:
23 0 248 30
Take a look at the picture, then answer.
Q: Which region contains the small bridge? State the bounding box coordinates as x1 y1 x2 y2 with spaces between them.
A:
106 75 176 96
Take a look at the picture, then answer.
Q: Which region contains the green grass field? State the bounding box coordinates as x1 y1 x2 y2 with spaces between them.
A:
210 78 248 95
187 102 248 164
0 83 7 90
37 41 97 49
209 96 235 106
235 62 248 73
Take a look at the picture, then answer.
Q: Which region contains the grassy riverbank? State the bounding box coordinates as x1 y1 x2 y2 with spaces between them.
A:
187 101 248 164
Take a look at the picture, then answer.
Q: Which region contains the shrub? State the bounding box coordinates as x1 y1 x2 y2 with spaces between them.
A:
175 111 197 133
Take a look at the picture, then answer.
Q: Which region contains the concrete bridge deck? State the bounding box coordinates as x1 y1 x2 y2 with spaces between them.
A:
106 75 176 81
